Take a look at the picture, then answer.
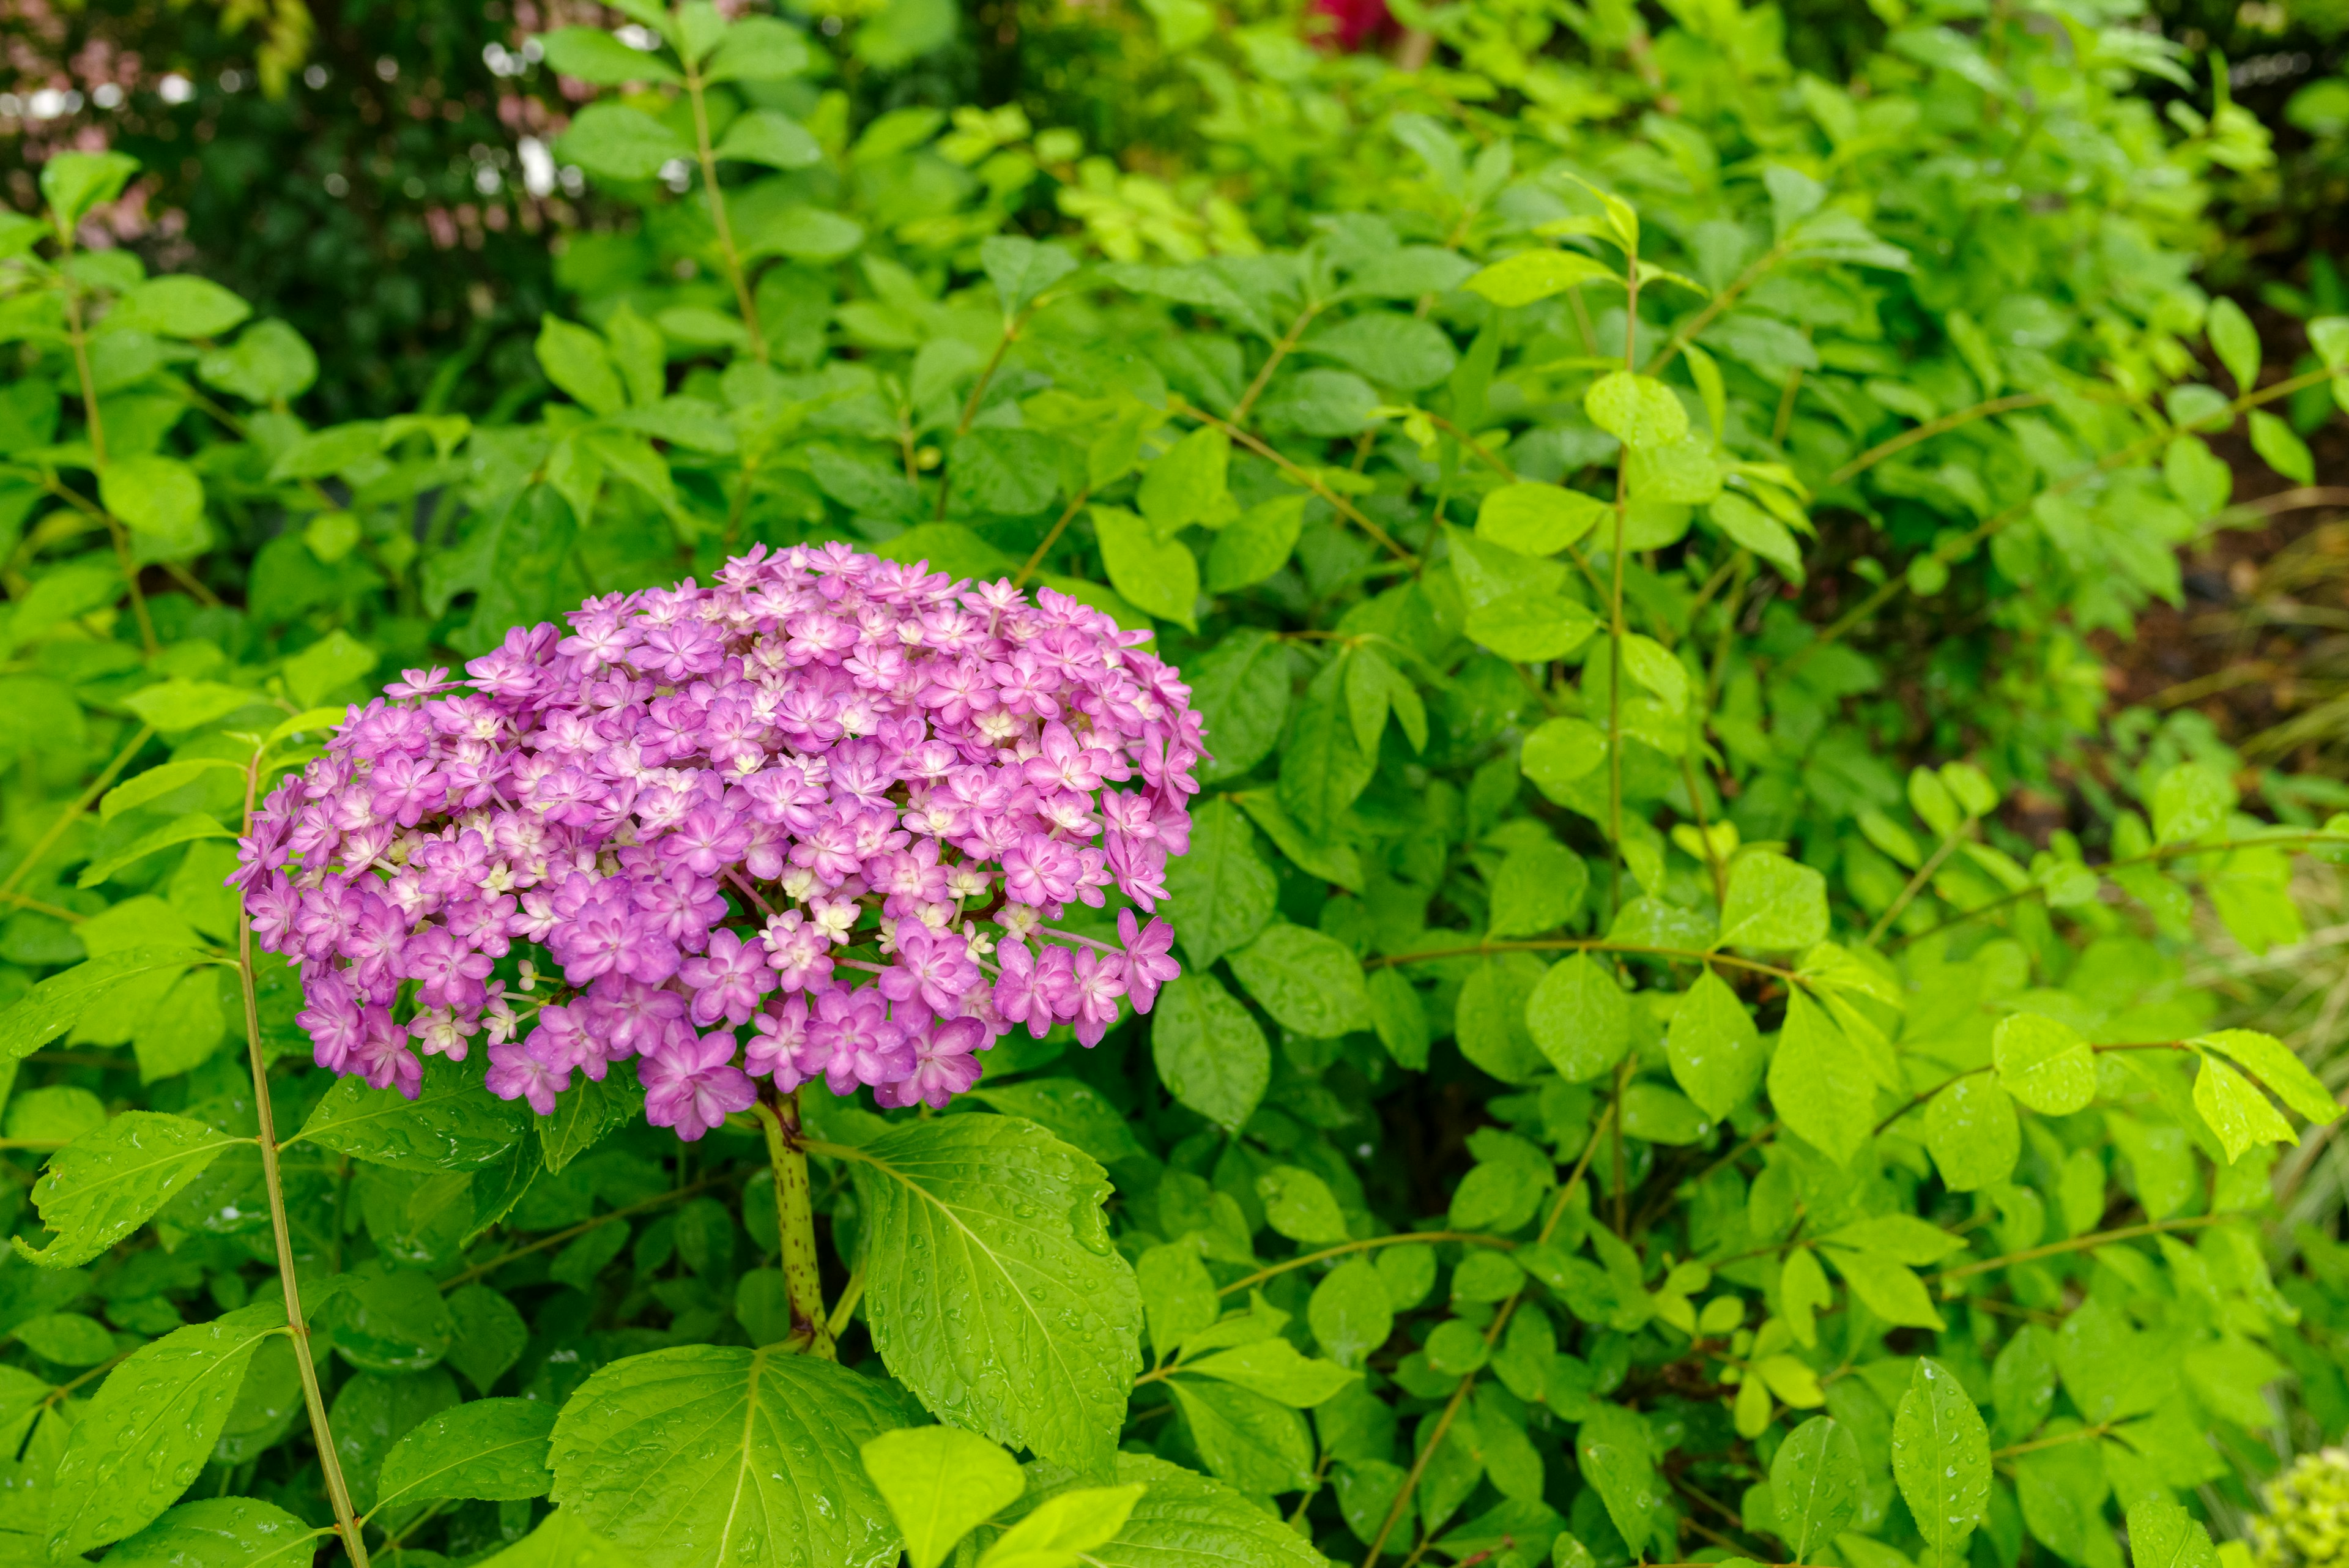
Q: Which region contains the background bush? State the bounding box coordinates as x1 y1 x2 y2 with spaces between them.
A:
5 1 2349 1566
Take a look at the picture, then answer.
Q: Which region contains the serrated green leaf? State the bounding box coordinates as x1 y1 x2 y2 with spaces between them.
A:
377 1397 557 1508
17 1111 237 1268
842 1116 1141 1474
547 1345 907 1568
48 1302 285 1557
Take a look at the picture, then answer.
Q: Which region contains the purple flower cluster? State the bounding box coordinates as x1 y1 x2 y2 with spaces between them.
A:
234 544 1198 1139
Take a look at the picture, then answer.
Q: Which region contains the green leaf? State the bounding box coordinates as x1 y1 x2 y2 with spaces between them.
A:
198 319 317 403
48 1302 285 1558
99 455 204 544
1256 1164 1348 1245
977 1483 1146 1568
1307 313 1458 391
1770 1416 1861 1562
2125 1495 2219 1568
1184 1339 1358 1408
548 1345 907 1567
1151 973 1270 1133
1226 923 1371 1039
1464 250 1619 308
1308 1258 1394 1370
0 948 215 1065
1716 852 1828 951
970 1079 1145 1166
1138 427 1230 535
1767 990 1877 1164
1168 1381 1314 1494
1366 968 1431 1069
1477 483 1609 557
1463 590 1599 663
98 757 245 823
556 103 693 182
998 1454 1327 1568
1892 1358 1990 1568
1521 717 1607 800
1821 1246 1943 1329
120 679 262 733
2191 1053 2296 1164
101 1498 325 1567
1205 494 1308 592
1576 1404 1668 1559
1135 1243 1219 1359
1668 969 1764 1120
15 1111 237 1268
1487 841 1587 940
108 277 252 340
16 1312 116 1364
950 429 1061 516
470 1509 641 1567
2163 434 2232 520
321 1262 456 1373
1584 372 1688 448
716 110 825 168
1709 492 1805 582
1092 506 1198 630
2151 760 2234 845
536 315 628 417
77 812 233 889
1524 954 1631 1083
1190 630 1290 784
1992 1013 2096 1115
2193 1029 2339 1124
539 26 684 83
1619 1082 1712 1143
862 1426 1025 1568
845 1115 1141 1474
2249 410 2315 484
702 17 814 81
376 1397 557 1508
42 151 140 227
1160 804 1274 975
2204 296 2260 394
445 1284 530 1395
1923 1075 2019 1191
982 236 1081 319
291 1054 531 1170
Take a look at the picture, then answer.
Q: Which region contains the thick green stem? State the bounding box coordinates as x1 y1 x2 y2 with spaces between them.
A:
755 1084 835 1359
236 754 369 1567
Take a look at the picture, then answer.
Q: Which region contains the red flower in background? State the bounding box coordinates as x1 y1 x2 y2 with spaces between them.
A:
1313 0 1393 50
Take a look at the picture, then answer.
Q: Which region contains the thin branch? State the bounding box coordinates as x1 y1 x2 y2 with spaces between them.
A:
1781 365 2349 680
1171 403 1414 560
1218 1231 1515 1296
0 725 154 897
1824 393 2055 489
1888 830 2349 950
438 1172 734 1291
1928 1214 2224 1284
1364 938 1798 983
1360 1104 1616 1568
1015 489 1092 587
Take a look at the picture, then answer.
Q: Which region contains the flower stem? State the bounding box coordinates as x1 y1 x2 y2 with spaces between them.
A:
755 1083 836 1359
236 753 369 1568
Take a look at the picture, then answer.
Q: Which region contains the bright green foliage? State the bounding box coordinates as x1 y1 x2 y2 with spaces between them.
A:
0 0 2346 1564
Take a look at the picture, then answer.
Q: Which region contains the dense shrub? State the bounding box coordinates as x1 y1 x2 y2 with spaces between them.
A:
3 1 2349 1567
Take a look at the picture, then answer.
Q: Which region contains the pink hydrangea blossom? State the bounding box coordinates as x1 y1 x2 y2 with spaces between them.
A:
236 546 1196 1140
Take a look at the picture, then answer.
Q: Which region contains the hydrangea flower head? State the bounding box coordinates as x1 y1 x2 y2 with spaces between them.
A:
236 546 1198 1139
